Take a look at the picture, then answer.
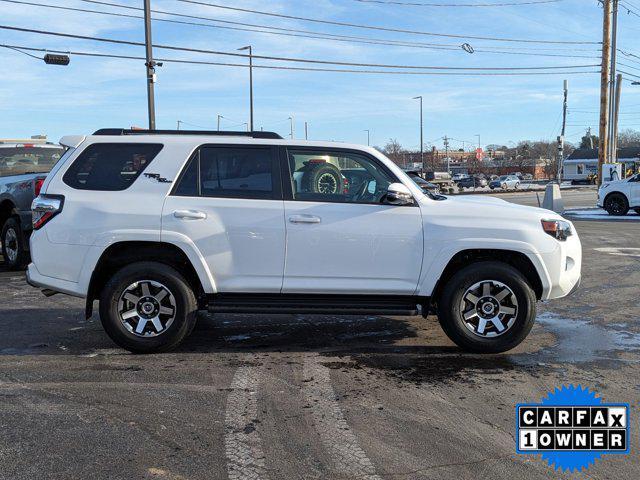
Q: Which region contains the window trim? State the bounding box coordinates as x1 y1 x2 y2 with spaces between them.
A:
279 146 415 206
169 144 282 200
61 142 163 191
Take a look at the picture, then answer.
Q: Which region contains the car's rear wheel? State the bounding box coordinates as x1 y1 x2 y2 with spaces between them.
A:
99 261 198 353
1 217 28 270
634 208 640 215
604 193 629 216
438 261 536 353
514 182 520 190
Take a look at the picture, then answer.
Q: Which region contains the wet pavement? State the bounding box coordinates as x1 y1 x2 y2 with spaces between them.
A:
0 194 638 479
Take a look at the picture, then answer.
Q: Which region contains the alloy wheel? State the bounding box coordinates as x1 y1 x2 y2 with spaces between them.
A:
117 280 176 337
317 172 338 194
3 228 18 263
459 280 519 338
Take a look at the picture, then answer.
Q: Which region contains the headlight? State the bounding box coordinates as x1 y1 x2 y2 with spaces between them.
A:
541 219 572 241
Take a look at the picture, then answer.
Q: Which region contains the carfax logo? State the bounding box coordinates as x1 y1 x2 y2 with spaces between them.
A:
516 385 630 472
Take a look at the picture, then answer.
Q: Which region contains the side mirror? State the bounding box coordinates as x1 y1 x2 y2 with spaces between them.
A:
384 182 414 205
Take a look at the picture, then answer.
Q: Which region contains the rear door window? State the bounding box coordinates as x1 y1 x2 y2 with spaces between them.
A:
62 143 162 191
172 145 278 199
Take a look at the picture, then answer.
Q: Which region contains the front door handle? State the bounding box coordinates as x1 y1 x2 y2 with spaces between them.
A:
174 210 207 220
289 214 321 224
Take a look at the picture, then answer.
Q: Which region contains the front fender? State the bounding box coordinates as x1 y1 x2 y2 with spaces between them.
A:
416 238 552 298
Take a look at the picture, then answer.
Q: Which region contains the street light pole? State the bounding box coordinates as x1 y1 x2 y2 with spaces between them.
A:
476 134 481 149
412 96 423 172
364 129 370 146
288 116 294 139
143 0 156 130
305 122 309 140
217 115 224 131
238 46 254 131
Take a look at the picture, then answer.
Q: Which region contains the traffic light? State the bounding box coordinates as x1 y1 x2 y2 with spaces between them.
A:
43 54 70 66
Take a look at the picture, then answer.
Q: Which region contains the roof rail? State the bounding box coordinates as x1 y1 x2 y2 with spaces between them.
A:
93 128 283 139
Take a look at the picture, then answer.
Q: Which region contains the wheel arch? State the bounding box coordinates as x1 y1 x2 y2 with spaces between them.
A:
427 248 545 310
0 199 17 229
86 241 207 318
603 190 629 205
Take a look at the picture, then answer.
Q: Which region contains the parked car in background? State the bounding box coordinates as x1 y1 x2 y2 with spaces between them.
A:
406 171 440 194
456 176 487 189
28 129 581 354
452 173 469 182
0 142 65 269
489 175 520 190
522 173 533 181
597 173 640 216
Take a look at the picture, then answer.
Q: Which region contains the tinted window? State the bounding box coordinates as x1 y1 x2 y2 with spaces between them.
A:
172 146 274 199
63 143 162 191
287 149 395 204
0 146 64 178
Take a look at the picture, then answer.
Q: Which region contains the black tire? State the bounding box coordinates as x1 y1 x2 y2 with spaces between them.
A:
515 182 520 190
99 261 198 353
437 261 536 353
634 208 640 215
604 193 629 216
1 216 28 270
301 163 343 195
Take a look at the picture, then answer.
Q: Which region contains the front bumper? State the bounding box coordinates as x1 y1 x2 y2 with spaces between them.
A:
538 229 582 300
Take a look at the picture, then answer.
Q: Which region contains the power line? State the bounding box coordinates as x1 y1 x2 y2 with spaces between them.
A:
173 0 600 44
0 43 601 76
353 0 564 6
0 0 598 59
0 25 600 71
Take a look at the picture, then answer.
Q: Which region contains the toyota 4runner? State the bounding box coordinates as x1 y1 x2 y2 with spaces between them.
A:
27 129 582 353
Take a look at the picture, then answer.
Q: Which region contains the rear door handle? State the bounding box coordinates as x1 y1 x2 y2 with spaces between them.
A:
174 210 207 220
289 214 321 224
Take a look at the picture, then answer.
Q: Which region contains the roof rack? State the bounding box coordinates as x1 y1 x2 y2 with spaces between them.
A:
93 128 283 139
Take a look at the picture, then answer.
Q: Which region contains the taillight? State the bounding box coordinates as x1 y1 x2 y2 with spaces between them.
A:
34 177 45 196
31 195 64 230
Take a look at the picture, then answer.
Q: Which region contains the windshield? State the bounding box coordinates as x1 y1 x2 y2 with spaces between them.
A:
0 146 65 178
499 175 508 180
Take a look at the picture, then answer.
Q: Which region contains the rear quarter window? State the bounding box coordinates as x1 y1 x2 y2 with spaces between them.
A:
62 143 163 191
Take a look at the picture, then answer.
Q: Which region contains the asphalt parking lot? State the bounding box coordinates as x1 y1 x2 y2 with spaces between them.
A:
0 188 638 480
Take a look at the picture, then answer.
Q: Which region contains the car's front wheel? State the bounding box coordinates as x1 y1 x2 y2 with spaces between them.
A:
438 261 536 353
99 262 198 353
1 217 28 270
604 193 629 216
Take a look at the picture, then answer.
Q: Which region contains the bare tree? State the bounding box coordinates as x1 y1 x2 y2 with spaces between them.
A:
382 139 404 166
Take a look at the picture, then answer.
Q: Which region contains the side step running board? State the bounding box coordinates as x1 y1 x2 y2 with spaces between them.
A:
207 293 422 316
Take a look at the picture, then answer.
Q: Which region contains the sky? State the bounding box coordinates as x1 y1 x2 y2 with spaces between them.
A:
1 0 640 151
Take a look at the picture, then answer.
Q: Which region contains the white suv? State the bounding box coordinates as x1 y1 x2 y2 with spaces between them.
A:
597 173 640 216
27 129 582 354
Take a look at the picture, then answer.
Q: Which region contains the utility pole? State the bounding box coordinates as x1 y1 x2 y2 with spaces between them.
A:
413 96 424 173
443 136 450 174
177 120 182 130
607 0 619 162
305 122 308 140
237 46 254 131
217 115 223 131
288 116 294 139
557 80 568 183
364 129 370 146
143 0 156 130
598 0 612 186
612 73 623 164
476 134 481 149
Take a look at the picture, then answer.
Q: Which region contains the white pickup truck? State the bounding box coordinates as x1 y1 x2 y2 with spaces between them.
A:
27 129 581 354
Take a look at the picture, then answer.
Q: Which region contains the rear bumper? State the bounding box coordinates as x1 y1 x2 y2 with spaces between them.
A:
26 263 85 298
